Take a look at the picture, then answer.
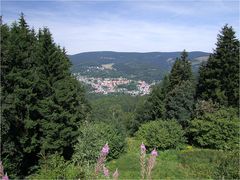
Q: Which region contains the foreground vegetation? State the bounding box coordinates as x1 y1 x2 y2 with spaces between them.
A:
108 138 239 179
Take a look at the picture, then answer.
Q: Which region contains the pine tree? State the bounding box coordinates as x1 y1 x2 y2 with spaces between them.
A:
1 15 90 177
197 25 239 106
168 50 193 91
1 14 39 177
165 80 195 127
36 28 90 159
147 75 169 120
164 50 195 127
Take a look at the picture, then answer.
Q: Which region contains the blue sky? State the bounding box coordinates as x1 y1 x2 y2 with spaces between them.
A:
1 0 239 55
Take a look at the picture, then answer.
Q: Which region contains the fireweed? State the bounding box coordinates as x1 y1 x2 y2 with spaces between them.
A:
146 149 158 179
140 142 146 180
95 143 119 179
0 161 9 180
140 143 158 180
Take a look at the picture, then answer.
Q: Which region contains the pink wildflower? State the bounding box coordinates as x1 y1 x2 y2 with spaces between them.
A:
103 166 109 177
151 148 158 156
2 173 9 180
140 142 146 180
140 142 146 153
146 149 158 179
113 168 119 180
95 143 110 176
101 143 110 155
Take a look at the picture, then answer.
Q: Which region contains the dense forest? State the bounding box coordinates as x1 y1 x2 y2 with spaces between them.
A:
1 15 239 179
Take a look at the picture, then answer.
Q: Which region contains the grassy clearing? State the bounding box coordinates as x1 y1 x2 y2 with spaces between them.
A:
107 138 226 179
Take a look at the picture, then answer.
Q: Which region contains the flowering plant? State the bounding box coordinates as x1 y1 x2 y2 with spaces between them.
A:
140 143 158 180
95 143 119 179
0 161 9 180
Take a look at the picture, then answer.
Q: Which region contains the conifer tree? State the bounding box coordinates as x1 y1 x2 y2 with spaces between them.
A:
164 50 195 127
1 14 39 177
168 50 193 91
165 80 195 127
1 15 90 177
36 28 90 159
197 25 239 106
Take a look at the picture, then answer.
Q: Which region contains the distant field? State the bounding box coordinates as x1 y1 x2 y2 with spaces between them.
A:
107 138 228 179
102 63 115 70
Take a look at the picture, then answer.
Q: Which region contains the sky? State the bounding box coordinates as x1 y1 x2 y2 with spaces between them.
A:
1 0 239 55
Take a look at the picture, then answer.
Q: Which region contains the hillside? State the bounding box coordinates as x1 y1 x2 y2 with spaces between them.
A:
69 51 210 82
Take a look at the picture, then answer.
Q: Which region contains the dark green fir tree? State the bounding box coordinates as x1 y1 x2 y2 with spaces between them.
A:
197 25 239 106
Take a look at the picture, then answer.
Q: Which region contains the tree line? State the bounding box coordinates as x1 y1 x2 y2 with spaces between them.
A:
133 24 239 132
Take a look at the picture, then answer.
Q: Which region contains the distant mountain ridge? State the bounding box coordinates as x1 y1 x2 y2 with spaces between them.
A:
69 51 210 82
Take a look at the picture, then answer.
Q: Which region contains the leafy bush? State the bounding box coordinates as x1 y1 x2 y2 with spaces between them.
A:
136 120 186 150
189 108 239 150
178 149 224 178
194 99 219 118
73 122 126 165
28 153 85 179
214 151 240 179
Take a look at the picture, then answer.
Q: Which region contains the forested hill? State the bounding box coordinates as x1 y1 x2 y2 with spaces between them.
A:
69 51 210 82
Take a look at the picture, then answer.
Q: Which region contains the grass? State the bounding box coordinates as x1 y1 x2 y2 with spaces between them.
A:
107 138 226 179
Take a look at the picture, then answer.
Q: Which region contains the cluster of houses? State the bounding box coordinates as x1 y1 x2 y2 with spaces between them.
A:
74 74 152 96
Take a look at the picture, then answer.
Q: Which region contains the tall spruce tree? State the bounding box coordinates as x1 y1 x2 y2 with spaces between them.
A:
1 15 90 178
164 50 195 126
197 25 239 106
36 28 90 159
165 80 195 127
168 49 193 91
1 14 39 177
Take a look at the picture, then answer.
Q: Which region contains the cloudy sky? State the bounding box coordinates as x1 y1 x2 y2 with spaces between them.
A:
1 0 239 55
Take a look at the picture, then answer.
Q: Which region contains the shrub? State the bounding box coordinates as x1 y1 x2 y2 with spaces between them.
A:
73 122 126 165
136 120 186 150
28 153 85 179
194 99 219 118
214 151 240 179
178 149 224 178
189 108 239 150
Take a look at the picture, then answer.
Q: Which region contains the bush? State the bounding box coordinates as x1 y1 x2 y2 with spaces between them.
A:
136 120 186 150
73 122 126 165
194 99 219 118
214 151 240 179
28 153 85 179
189 108 239 150
178 149 224 178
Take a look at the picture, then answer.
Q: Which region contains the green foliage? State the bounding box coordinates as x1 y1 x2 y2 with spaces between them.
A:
90 94 143 135
136 120 186 150
178 149 224 178
165 80 195 127
117 81 138 91
28 153 85 179
108 138 232 179
194 99 219 118
133 75 169 134
214 151 240 179
168 50 194 91
197 25 239 106
1 15 90 177
190 108 239 150
73 122 126 165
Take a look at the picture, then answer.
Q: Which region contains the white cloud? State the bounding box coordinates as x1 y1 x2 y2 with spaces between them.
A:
2 1 239 54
